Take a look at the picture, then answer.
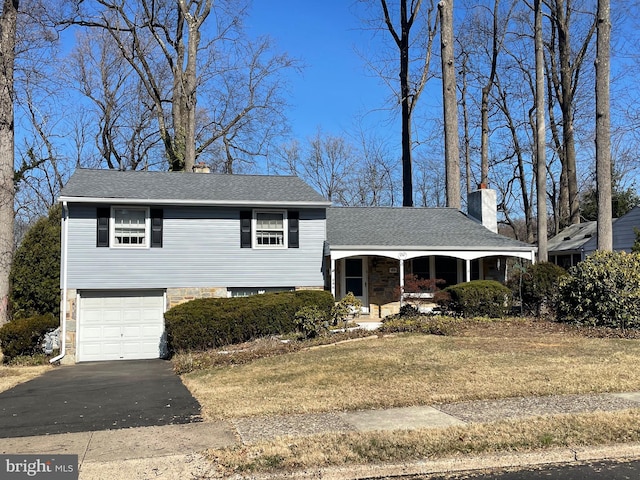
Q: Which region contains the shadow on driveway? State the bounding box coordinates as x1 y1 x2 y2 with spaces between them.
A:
0 360 202 438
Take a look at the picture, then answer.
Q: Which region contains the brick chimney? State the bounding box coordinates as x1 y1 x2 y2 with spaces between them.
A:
467 184 498 233
192 162 210 173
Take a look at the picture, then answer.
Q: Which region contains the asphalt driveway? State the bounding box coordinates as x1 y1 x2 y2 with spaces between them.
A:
0 360 202 438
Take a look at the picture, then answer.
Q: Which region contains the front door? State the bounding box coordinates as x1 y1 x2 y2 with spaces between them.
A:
343 257 368 313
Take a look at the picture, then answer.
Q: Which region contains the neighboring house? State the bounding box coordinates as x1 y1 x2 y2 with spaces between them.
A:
548 205 640 268
56 169 536 363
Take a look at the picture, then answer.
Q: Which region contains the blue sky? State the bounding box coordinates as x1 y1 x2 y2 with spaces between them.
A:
247 1 393 141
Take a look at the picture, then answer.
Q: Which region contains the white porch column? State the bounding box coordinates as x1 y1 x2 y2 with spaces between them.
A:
331 257 336 298
398 252 407 306
466 259 471 282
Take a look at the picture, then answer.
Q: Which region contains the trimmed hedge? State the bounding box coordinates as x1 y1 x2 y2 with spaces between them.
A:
0 314 59 362
165 290 335 352
437 280 512 318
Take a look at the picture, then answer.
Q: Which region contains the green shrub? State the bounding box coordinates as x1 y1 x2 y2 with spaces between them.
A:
295 306 329 339
0 314 59 362
164 290 335 352
331 292 363 325
380 315 458 335
10 205 61 319
437 280 512 318
518 262 568 316
556 250 640 329
398 304 420 318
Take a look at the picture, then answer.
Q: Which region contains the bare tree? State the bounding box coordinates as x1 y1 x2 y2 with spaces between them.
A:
360 0 438 207
595 0 611 250
535 0 548 261
70 29 163 170
69 0 296 172
438 0 461 208
546 0 596 227
352 130 398 206
274 131 355 205
0 0 18 324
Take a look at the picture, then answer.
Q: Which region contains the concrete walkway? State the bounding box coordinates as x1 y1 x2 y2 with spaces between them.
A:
3 392 640 479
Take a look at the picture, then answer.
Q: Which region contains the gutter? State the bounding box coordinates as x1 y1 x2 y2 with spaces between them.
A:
57 196 332 208
50 201 68 364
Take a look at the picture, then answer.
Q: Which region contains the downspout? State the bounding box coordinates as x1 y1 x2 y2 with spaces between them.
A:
50 201 68 364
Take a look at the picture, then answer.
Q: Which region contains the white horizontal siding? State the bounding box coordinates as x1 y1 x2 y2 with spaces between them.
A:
65 205 326 289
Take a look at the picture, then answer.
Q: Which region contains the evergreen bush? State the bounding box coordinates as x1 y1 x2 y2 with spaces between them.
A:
0 314 59 362
437 280 512 318
10 205 61 319
556 250 640 329
164 290 335 352
519 262 568 316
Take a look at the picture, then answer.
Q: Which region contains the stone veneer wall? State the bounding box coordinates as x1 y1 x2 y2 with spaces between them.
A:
166 287 228 309
60 289 77 365
368 257 401 318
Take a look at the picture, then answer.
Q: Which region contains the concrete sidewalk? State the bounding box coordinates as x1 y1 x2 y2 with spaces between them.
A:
3 391 640 479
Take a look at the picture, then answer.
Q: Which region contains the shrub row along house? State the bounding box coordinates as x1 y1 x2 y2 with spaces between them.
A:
55 168 536 363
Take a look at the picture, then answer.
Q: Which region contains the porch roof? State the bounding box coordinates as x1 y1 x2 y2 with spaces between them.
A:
326 207 536 253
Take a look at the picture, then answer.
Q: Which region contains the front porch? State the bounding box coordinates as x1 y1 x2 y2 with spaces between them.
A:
328 251 533 319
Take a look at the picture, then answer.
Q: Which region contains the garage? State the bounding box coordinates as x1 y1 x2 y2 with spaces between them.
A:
78 290 166 362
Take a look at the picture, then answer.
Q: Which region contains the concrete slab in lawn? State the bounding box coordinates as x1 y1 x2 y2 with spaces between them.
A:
341 406 466 432
612 392 640 403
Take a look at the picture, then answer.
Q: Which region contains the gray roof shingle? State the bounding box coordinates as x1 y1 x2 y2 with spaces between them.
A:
327 207 534 251
547 221 597 252
59 169 330 207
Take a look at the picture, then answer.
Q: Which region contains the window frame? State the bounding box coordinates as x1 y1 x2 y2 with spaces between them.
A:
110 206 151 249
253 209 288 249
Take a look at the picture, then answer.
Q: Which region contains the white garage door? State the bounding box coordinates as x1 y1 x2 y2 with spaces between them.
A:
78 290 165 362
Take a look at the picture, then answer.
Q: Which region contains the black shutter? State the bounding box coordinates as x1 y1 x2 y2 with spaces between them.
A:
96 207 110 247
240 210 252 248
151 209 163 248
288 211 299 248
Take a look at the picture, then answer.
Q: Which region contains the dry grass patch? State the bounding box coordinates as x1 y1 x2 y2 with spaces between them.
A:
0 365 51 393
207 409 640 475
182 321 640 419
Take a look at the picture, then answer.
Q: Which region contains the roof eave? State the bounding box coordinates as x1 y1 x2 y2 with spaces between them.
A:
58 196 332 208
327 244 537 252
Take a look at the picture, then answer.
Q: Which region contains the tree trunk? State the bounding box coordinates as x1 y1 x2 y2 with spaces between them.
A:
595 0 612 251
0 0 18 325
548 0 596 227
399 0 414 207
439 0 460 209
480 0 500 188
400 26 413 207
535 0 548 261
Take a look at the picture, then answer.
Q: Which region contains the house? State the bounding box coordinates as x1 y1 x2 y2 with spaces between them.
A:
325 195 536 318
548 205 640 268
55 169 536 363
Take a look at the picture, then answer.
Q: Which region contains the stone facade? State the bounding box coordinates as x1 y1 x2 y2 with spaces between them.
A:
166 287 228 309
60 289 77 365
368 256 401 318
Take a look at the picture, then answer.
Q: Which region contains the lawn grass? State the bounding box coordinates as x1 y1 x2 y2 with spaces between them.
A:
207 409 640 475
181 318 640 420
0 365 51 393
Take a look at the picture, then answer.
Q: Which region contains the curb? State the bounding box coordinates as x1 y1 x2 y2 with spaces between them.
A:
235 443 640 480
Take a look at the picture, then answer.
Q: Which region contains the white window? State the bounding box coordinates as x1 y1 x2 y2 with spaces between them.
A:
254 210 287 248
112 207 149 247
